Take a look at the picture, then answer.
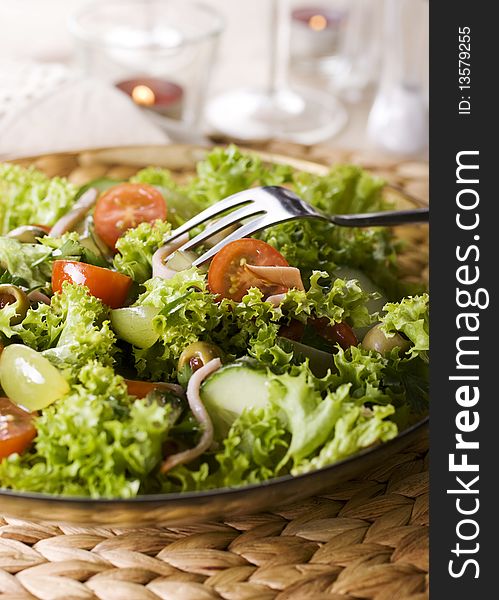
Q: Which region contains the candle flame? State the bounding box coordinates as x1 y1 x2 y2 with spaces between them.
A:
132 85 155 106
309 14 327 31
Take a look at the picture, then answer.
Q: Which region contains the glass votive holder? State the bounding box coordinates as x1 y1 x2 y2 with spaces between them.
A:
69 0 223 135
289 0 381 102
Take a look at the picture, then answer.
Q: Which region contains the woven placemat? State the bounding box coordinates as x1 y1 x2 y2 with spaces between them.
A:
1 142 429 600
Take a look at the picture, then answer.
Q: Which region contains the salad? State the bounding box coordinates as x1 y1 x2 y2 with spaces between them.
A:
0 146 429 498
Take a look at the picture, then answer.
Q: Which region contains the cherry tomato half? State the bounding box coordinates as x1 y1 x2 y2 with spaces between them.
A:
0 398 36 460
207 238 289 302
278 319 305 342
52 260 132 309
311 318 358 350
124 379 173 399
94 183 167 249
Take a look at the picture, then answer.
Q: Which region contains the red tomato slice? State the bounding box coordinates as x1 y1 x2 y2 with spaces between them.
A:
311 318 358 350
52 260 132 309
279 319 305 342
207 238 289 301
94 183 167 249
0 398 36 460
125 379 173 399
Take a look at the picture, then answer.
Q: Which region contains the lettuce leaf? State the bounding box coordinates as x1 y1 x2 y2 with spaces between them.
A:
282 271 373 327
380 294 429 361
114 219 172 283
0 163 76 234
0 237 53 290
326 345 392 405
14 282 117 371
132 268 224 379
167 356 399 490
39 231 109 268
214 404 289 487
0 303 19 339
184 144 293 208
0 363 176 497
293 404 397 475
128 269 377 378
269 370 349 464
0 230 110 296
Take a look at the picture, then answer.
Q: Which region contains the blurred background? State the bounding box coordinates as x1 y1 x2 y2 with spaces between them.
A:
0 0 428 159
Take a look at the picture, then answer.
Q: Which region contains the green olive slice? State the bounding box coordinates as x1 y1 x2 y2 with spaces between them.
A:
0 284 30 325
361 324 411 355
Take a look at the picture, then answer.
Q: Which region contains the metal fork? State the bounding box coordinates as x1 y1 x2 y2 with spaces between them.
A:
165 185 429 266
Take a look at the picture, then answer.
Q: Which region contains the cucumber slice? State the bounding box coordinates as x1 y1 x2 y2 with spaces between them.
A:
110 305 160 349
201 363 270 438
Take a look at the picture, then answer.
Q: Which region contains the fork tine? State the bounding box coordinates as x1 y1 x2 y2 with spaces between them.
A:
192 216 272 266
175 203 266 253
165 189 259 243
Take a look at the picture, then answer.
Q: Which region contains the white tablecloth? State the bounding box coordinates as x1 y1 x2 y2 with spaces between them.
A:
0 61 169 159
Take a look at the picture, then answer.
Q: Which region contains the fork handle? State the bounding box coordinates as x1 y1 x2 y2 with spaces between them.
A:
330 207 429 228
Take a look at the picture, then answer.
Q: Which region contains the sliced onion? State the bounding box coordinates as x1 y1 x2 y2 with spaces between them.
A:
152 232 190 280
27 290 51 305
153 381 185 398
49 188 98 237
245 265 305 291
160 357 221 474
266 293 287 307
7 225 48 243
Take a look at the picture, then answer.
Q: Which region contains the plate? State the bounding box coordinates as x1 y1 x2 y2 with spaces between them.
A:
0 144 429 526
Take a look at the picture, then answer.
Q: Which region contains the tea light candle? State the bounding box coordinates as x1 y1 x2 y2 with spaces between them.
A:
116 77 184 120
291 6 345 58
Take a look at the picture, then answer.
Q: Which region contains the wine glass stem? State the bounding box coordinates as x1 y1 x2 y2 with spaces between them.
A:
383 0 424 88
267 0 289 96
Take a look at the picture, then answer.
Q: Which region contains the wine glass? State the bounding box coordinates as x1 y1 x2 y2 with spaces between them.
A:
205 0 347 143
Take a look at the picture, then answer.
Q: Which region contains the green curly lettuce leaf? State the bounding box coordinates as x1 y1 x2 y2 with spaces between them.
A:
0 231 108 296
0 237 53 290
282 271 373 327
113 220 172 283
380 293 429 361
292 403 397 475
128 269 376 379
39 231 109 268
0 163 76 234
0 363 177 497
268 369 348 464
0 303 19 338
213 404 289 487
132 268 224 379
223 274 373 368
166 358 399 490
14 282 117 370
259 165 418 298
326 345 392 405
184 144 293 208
